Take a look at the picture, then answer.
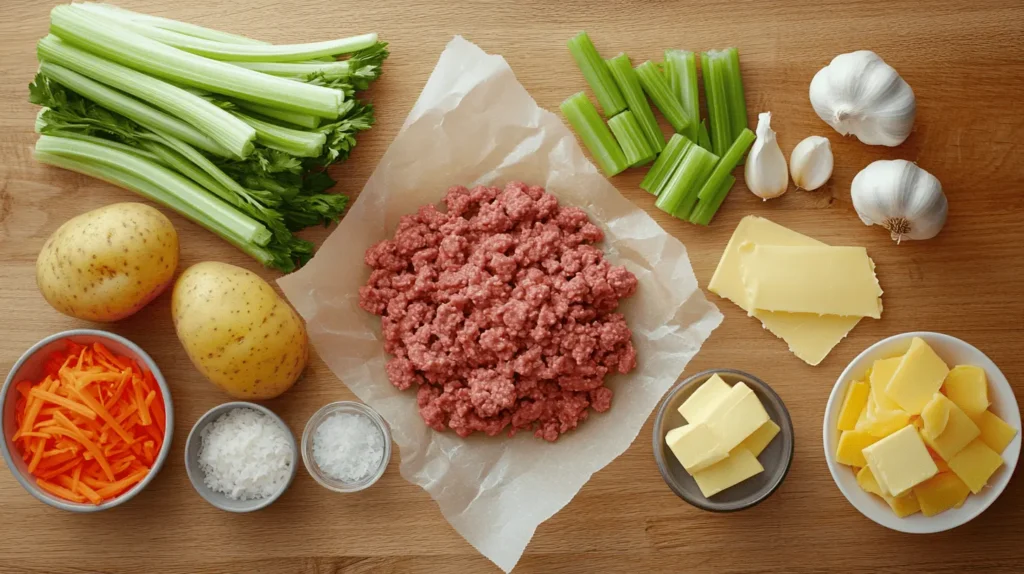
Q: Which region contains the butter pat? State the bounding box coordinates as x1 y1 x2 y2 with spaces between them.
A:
914 473 971 517
835 430 880 467
665 423 729 473
869 356 903 411
943 365 990 417
692 447 764 498
738 420 780 457
973 410 1018 453
948 438 1003 494
677 374 731 423
862 425 938 497
885 337 950 414
837 380 870 431
921 394 980 461
705 383 770 452
739 243 883 318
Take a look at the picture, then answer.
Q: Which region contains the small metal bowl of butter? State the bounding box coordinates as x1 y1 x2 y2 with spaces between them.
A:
653 369 794 512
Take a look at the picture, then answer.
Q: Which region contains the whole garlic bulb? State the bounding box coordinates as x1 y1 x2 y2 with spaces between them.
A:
789 136 833 191
809 51 916 147
745 112 789 200
851 159 947 243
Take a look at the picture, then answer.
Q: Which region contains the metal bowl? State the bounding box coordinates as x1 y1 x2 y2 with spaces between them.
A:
0 329 174 512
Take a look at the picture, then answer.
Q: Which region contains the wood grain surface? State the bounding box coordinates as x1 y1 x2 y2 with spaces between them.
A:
2 1 1023 572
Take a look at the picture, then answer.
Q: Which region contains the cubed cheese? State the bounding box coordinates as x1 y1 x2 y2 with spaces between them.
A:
665 423 729 473
920 393 951 439
862 425 938 497
836 430 880 467
856 466 920 517
921 395 980 461
737 420 780 457
705 384 770 452
869 356 904 411
837 380 870 431
948 438 1004 494
973 410 1019 454
885 338 950 414
856 465 884 496
914 473 971 517
861 402 911 438
691 447 764 498
678 374 732 423
943 365 990 417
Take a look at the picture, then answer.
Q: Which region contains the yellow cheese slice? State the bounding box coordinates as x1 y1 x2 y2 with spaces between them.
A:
707 216 861 366
920 394 980 461
920 393 952 439
835 429 880 467
885 337 950 414
677 374 731 423
691 447 764 498
973 410 1018 454
947 438 1003 494
869 357 903 411
857 466 921 518
943 365 990 418
862 425 938 497
738 243 883 318
837 380 870 431
914 473 971 517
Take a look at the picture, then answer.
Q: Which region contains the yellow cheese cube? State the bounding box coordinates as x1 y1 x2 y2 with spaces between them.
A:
836 430 880 467
920 393 951 440
973 410 1019 454
837 380 870 431
862 404 912 438
869 356 904 411
863 425 938 497
678 374 731 423
914 473 971 517
737 420 780 457
948 438 1004 494
943 365 990 418
885 338 950 414
856 465 884 496
692 447 764 498
665 423 729 474
921 395 980 461
705 384 770 452
857 466 922 517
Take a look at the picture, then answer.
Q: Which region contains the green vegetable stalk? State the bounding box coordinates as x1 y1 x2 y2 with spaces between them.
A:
567 32 626 117
635 61 689 134
653 145 719 219
639 134 692 196
607 111 656 167
605 54 664 153
664 50 700 143
560 92 629 176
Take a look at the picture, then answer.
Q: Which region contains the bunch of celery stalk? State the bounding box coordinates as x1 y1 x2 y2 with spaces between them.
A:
560 32 753 225
30 3 387 272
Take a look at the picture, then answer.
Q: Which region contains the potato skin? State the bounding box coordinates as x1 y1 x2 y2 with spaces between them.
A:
172 261 307 400
36 203 179 322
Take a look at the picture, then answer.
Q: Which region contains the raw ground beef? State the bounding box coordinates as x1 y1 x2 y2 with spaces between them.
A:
359 182 638 441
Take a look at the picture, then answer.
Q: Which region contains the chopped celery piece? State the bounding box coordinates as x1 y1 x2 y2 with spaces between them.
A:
702 51 732 157
640 133 692 195
38 62 234 158
606 53 664 153
690 174 736 225
567 32 626 117
49 5 345 118
697 127 755 201
77 3 269 45
232 111 326 158
664 50 699 143
723 48 749 139
38 35 255 158
561 92 629 176
653 144 718 219
697 119 713 151
233 101 321 129
635 61 689 133
607 111 655 167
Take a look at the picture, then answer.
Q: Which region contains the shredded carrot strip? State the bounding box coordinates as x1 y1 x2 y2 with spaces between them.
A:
134 378 152 426
150 399 166 434
27 438 46 474
39 457 82 479
17 377 53 436
15 381 32 400
52 411 114 481
29 388 97 420
17 431 52 440
95 468 149 498
93 342 130 370
37 478 86 503
142 423 163 446
68 385 133 443
104 371 132 410
71 463 82 494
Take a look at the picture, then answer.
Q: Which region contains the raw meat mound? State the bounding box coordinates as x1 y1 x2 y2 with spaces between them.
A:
359 182 638 441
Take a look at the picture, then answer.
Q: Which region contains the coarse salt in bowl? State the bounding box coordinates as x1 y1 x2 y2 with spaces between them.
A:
302 401 391 493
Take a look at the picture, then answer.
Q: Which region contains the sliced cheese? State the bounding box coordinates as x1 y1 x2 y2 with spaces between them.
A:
914 473 971 517
885 337 950 414
677 374 731 423
691 447 764 498
869 356 903 411
973 410 1018 454
707 216 862 366
948 438 1003 494
943 365 990 417
739 243 883 318
837 380 870 431
862 425 938 497
920 393 952 439
835 430 880 467
857 466 921 517
665 423 729 474
921 394 980 461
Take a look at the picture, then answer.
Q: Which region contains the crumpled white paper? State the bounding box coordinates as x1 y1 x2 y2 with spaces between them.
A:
278 36 722 573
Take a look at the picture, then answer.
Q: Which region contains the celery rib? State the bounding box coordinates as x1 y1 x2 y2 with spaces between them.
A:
49 5 345 118
690 174 736 225
640 134 692 196
653 144 719 219
567 32 626 117
38 35 255 158
561 92 628 177
77 3 269 45
233 101 321 129
607 111 655 167
696 127 755 202
697 119 713 152
724 48 749 140
664 50 700 143
702 52 732 157
635 61 689 133
230 61 352 79
232 111 326 158
606 53 664 153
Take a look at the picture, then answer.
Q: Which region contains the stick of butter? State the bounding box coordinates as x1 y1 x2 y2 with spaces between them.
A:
863 425 938 497
665 423 729 473
677 374 731 423
704 383 770 452
692 447 764 498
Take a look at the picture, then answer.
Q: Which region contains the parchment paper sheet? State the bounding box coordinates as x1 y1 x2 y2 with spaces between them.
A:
278 36 722 572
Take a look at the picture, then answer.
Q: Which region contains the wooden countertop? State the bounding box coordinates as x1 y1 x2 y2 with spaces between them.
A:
2 1 1023 572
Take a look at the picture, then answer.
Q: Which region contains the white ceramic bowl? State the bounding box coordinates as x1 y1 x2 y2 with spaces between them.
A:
823 332 1021 533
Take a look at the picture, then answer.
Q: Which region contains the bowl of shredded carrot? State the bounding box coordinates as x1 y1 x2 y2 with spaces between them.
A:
0 329 173 511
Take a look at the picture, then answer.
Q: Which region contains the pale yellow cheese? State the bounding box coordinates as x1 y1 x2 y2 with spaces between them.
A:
914 473 971 517
948 438 1003 494
665 423 729 474
691 447 764 498
973 410 1019 454
837 380 870 431
869 356 903 411
736 420 780 457
943 365 990 417
704 384 770 453
921 394 980 461
707 216 862 366
857 394 911 438
677 374 731 423
835 430 880 467
857 466 921 517
738 243 883 319
920 393 952 439
885 338 950 414
862 425 938 497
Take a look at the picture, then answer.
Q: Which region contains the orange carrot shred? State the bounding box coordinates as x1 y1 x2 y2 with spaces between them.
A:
134 377 152 426
37 478 86 503
71 463 82 493
39 457 81 479
27 438 46 474
29 387 97 420
95 468 148 498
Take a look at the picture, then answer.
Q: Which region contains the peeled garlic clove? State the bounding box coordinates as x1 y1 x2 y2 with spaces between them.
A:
809 50 916 147
851 159 946 242
790 136 833 191
744 112 789 200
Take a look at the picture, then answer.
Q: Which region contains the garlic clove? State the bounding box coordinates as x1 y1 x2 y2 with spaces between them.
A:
851 159 947 243
789 136 833 191
744 112 789 200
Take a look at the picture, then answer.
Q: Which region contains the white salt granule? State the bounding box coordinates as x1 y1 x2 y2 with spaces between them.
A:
198 407 293 501
312 412 385 483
